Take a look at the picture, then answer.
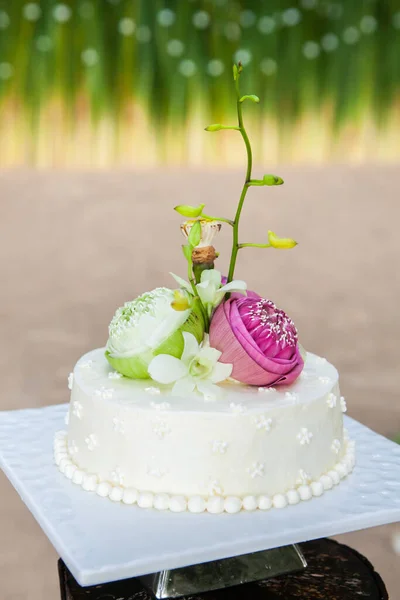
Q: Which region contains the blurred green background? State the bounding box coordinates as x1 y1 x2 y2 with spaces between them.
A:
0 0 399 167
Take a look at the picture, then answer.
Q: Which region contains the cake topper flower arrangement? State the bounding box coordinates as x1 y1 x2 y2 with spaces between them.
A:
106 63 304 398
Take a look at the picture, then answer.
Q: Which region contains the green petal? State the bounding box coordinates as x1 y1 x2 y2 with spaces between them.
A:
154 329 184 359
181 300 205 343
105 350 153 379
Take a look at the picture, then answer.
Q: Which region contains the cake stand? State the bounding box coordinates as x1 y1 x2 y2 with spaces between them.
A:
0 404 399 597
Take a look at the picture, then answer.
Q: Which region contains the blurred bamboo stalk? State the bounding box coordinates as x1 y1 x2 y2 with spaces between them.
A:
0 0 399 167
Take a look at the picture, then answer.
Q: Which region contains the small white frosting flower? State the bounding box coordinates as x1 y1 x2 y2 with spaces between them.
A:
340 396 347 412
112 416 125 434
254 415 273 431
171 269 247 317
67 372 74 390
85 434 98 451
297 427 313 445
212 440 228 454
327 392 337 408
148 332 232 400
247 462 265 478
331 439 341 454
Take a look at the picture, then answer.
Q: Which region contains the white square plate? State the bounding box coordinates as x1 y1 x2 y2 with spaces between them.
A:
0 404 399 587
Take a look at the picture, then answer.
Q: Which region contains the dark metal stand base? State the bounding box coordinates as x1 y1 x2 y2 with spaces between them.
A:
138 544 307 599
58 539 389 600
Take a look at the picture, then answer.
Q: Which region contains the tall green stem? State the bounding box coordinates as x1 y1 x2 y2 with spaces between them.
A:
227 74 253 283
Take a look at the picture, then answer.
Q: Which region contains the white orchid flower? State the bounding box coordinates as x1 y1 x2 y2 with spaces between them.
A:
170 270 247 316
148 332 233 400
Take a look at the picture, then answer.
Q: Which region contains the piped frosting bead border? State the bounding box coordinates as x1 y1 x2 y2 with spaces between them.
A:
54 430 356 514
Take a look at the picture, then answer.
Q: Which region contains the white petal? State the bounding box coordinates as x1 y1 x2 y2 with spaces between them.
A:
170 272 193 294
181 332 200 364
196 380 222 399
147 307 191 349
196 281 217 305
172 376 196 397
148 355 188 384
210 361 233 383
215 280 247 306
197 346 221 363
200 269 222 287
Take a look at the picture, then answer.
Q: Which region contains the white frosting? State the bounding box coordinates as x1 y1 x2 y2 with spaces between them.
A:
56 349 355 513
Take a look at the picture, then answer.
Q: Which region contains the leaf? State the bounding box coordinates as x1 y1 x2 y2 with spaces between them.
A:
240 95 260 104
263 174 284 186
205 124 223 132
268 230 297 249
187 220 202 247
182 245 192 261
174 203 205 218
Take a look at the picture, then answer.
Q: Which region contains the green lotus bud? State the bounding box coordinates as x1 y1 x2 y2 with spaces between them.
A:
263 174 284 186
240 95 260 104
174 203 205 218
105 287 205 378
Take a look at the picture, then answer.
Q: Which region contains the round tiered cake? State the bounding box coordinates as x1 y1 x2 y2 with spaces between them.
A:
55 348 354 513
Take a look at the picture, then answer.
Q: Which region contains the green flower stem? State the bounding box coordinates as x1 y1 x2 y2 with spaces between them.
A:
238 243 271 249
227 71 253 283
202 214 234 226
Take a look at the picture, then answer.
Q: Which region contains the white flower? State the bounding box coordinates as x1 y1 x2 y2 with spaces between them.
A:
247 462 265 478
340 396 347 412
331 439 341 454
230 402 245 414
147 466 167 478
296 469 311 485
153 419 171 439
93 386 114 400
297 427 313 445
72 401 83 420
85 434 98 451
68 440 78 455
107 288 191 364
258 386 275 393
208 479 224 496
254 416 273 431
212 440 228 454
108 371 123 380
285 391 299 402
150 401 171 411
145 386 161 395
171 269 247 317
327 393 337 408
180 219 221 248
67 372 74 390
112 417 125 434
148 332 232 400
111 467 124 485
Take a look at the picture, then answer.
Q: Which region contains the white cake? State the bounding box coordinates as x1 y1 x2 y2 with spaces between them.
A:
55 348 355 513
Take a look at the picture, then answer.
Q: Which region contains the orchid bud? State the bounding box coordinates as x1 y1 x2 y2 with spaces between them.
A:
205 124 224 132
233 64 238 81
263 174 284 186
174 204 205 218
240 95 260 104
268 230 297 249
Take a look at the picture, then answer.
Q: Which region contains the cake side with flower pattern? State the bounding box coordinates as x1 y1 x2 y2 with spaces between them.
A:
55 62 355 512
55 349 354 513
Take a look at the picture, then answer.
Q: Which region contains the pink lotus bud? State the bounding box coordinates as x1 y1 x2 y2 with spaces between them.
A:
209 296 304 387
